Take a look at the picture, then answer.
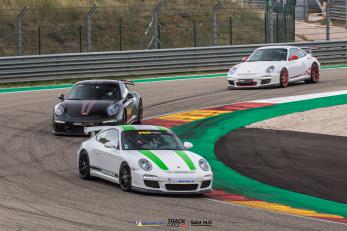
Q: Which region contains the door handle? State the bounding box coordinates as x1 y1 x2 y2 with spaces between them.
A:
96 151 101 155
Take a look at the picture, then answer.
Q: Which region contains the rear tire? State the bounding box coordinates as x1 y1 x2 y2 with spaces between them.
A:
279 68 289 88
119 163 132 192
79 150 91 180
305 63 319 84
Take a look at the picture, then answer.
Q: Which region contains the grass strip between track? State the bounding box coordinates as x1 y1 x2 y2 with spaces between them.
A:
1 64 346 94
171 93 347 217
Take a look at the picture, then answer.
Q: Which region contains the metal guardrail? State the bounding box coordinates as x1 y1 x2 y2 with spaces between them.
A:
0 40 346 83
331 0 347 23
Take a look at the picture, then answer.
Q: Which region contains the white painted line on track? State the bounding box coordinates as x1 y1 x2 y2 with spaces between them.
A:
251 90 347 104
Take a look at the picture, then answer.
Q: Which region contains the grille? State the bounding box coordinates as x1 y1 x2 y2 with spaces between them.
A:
67 125 85 133
261 79 271 85
236 81 257 87
200 180 211 188
228 80 235 85
165 184 198 191
144 180 160 189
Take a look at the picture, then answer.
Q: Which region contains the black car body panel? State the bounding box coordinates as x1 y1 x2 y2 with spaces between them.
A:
52 80 142 135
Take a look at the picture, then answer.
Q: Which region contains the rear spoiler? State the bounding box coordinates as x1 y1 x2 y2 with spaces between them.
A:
302 46 320 55
84 126 115 137
121 80 135 86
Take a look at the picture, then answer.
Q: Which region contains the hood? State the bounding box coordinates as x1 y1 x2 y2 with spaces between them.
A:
128 150 199 172
62 100 113 117
237 61 283 75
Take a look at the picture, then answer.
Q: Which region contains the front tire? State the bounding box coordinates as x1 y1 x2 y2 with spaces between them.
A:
305 63 319 84
280 68 289 88
121 110 127 124
79 150 91 180
134 100 143 124
119 163 132 192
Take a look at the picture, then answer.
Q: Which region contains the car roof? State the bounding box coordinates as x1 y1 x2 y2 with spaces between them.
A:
119 125 168 132
99 125 169 132
257 45 299 50
74 80 122 85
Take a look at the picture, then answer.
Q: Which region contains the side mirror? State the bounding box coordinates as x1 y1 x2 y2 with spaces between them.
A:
289 55 299 61
126 93 134 99
58 93 65 101
104 142 117 149
183 142 193 149
242 56 248 62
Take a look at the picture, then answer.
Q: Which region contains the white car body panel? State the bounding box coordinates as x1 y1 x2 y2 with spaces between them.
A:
78 125 213 194
227 46 320 88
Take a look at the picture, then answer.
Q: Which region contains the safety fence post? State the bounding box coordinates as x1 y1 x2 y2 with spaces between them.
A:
193 21 197 47
79 25 82 52
86 4 97 52
16 5 29 56
38 26 41 55
211 0 222 46
229 16 233 45
118 20 122 51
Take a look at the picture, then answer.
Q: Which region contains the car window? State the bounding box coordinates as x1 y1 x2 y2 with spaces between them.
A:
296 48 306 58
121 130 184 150
247 48 287 62
289 48 306 59
96 131 108 144
104 129 119 146
67 83 121 100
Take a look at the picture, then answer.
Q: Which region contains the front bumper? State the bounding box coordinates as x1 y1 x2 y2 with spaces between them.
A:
52 116 122 135
131 171 213 194
227 72 280 89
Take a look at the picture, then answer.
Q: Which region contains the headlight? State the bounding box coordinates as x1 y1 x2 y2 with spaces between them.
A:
266 65 275 73
138 159 152 171
228 66 239 76
107 104 120 116
54 104 65 116
198 159 210 171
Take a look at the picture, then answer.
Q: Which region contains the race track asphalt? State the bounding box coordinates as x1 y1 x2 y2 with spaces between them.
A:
215 128 347 204
1 68 347 230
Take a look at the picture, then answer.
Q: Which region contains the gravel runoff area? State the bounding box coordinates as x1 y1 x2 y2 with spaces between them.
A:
248 104 347 137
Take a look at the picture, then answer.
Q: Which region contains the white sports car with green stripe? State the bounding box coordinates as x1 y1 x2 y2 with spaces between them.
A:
78 125 213 194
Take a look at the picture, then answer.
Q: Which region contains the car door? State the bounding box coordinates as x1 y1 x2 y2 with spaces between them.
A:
92 130 109 170
288 48 307 79
97 129 123 178
287 48 302 78
295 48 309 77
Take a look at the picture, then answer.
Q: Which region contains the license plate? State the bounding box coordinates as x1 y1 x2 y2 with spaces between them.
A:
73 122 95 126
170 178 196 184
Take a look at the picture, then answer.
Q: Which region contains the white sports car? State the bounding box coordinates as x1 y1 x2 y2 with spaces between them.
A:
227 46 320 89
78 125 213 194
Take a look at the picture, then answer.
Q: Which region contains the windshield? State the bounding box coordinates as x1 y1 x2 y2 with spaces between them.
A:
67 83 120 100
248 48 288 62
121 130 184 150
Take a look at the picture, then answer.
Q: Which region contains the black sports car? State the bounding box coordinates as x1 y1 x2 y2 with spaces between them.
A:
52 80 143 135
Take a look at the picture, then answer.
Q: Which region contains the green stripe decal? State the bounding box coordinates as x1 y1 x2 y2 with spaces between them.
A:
175 151 196 170
120 125 136 131
139 150 169 170
156 126 167 131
